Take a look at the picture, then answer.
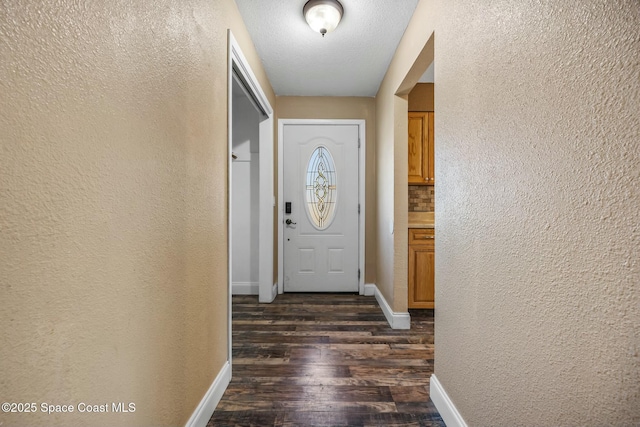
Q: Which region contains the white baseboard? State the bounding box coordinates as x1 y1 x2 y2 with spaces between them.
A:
232 282 258 295
184 361 231 427
430 374 468 427
363 283 376 296
369 284 411 329
259 282 277 303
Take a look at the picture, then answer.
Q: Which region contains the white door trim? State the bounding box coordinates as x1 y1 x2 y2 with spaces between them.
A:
278 119 365 295
227 31 274 366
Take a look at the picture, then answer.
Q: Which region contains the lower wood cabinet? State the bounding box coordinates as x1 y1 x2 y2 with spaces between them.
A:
408 228 435 309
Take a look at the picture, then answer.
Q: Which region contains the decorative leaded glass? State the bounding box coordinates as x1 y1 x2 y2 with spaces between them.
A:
305 146 337 230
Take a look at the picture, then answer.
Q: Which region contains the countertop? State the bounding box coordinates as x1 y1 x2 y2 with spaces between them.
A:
408 211 435 229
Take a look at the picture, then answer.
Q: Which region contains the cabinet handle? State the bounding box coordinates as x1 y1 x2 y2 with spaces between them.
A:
415 235 434 239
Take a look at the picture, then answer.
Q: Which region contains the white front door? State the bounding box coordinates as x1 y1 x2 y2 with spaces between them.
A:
283 123 359 292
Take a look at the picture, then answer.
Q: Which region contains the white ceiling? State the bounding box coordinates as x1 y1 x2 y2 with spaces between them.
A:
235 0 420 97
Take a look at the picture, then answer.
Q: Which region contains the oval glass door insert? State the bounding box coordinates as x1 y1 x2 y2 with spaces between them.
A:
305 145 337 230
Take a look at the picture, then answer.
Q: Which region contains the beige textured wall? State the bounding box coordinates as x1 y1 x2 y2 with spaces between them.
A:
0 1 274 426
432 1 640 426
375 0 436 312
377 0 639 424
276 97 377 284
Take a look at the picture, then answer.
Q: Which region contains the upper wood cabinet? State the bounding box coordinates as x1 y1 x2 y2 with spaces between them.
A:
408 112 434 185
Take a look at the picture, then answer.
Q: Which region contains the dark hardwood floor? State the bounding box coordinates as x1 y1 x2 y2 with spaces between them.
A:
207 293 444 427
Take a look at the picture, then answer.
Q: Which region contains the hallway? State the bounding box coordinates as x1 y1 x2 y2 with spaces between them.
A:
208 294 444 426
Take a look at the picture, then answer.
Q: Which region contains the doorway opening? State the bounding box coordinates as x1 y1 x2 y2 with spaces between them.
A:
231 74 263 295
227 31 274 365
395 33 435 311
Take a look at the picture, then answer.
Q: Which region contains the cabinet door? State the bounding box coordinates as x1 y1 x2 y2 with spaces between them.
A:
427 112 435 184
408 112 434 184
408 229 435 309
408 112 428 184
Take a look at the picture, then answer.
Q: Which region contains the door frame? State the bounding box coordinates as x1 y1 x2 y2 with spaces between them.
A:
227 31 275 363
277 119 366 295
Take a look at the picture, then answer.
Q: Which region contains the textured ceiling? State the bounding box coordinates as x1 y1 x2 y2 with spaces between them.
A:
235 0 420 97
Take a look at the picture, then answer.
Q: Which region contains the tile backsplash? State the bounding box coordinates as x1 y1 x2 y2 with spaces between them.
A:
409 185 435 212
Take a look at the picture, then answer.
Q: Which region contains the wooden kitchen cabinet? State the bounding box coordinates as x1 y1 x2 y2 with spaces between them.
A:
408 112 434 184
408 228 435 309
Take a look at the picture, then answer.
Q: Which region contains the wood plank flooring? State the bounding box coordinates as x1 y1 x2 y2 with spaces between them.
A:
207 293 444 427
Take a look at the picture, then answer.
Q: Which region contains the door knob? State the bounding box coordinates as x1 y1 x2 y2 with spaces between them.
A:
286 219 297 225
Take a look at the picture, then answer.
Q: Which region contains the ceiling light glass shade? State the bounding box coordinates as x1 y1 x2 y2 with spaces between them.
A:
303 0 343 36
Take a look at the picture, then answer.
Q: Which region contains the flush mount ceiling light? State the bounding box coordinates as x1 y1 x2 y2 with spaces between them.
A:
303 0 344 37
